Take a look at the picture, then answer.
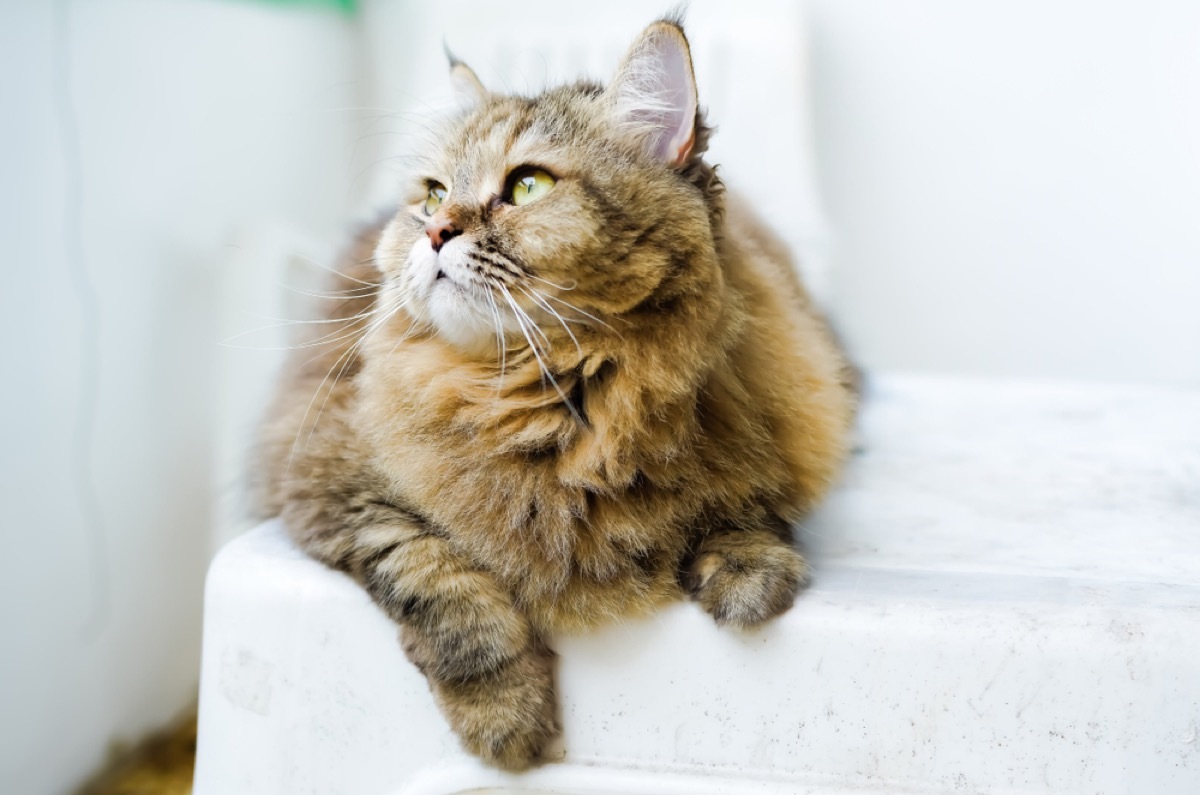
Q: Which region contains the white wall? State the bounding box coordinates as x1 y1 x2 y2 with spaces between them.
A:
808 0 1200 386
0 2 357 793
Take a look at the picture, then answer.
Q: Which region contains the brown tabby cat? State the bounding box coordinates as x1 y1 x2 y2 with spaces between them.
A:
256 18 855 770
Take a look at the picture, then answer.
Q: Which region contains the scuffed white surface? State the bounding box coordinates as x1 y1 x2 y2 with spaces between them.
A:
196 376 1200 794
805 375 1200 584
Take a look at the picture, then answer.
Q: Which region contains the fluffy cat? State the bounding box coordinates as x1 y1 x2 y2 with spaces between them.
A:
256 18 856 769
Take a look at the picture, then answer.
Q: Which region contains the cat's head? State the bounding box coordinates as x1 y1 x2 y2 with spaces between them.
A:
374 19 724 359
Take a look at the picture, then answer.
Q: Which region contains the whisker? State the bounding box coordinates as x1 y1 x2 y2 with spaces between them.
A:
291 255 381 287
382 298 425 358
483 289 508 398
527 274 578 292
519 285 582 358
220 313 377 351
537 291 623 337
498 286 585 426
504 288 551 349
499 287 552 387
247 305 383 327
287 300 402 473
282 282 381 300
289 323 380 351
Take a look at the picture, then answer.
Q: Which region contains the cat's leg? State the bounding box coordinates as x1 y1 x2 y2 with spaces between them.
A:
281 493 557 770
365 521 558 770
682 515 808 629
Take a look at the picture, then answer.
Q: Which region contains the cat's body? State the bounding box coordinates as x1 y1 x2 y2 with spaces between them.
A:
256 19 855 769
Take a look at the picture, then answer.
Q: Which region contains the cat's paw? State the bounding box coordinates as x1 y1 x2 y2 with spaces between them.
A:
434 645 559 770
684 532 808 629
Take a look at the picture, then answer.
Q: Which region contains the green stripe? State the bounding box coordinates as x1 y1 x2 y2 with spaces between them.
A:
237 0 357 14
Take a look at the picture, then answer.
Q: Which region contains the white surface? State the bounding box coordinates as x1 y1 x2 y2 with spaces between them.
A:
194 375 1200 794
0 2 357 793
808 0 1200 386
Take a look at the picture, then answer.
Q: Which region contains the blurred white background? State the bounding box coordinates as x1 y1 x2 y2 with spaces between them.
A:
811 0 1200 386
1 1 1197 792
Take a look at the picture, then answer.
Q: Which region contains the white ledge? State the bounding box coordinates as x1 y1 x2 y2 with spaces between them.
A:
195 375 1200 794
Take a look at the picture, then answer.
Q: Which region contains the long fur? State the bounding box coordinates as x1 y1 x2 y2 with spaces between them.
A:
254 19 856 770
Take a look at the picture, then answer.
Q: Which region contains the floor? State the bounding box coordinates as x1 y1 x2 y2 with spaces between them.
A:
75 708 196 795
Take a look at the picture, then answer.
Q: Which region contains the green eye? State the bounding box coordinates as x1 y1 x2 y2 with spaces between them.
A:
509 168 555 207
423 183 447 216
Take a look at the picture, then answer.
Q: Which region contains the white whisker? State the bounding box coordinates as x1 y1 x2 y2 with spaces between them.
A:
498 286 584 426
292 254 381 287
483 289 508 397
287 299 403 473
282 282 381 300
528 274 578 291
538 291 623 337
383 298 425 358
220 313 378 351
519 285 582 357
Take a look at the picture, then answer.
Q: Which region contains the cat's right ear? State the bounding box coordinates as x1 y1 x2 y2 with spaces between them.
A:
606 20 699 168
444 43 488 108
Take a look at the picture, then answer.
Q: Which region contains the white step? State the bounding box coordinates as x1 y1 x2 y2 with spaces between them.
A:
194 375 1200 794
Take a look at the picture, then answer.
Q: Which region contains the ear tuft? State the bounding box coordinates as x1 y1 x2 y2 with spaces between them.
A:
444 42 488 108
607 21 699 168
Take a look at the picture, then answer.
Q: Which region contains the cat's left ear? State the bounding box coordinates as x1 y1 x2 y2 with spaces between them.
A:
607 20 699 168
444 44 488 108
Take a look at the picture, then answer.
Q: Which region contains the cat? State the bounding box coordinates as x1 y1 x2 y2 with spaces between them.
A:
255 16 856 770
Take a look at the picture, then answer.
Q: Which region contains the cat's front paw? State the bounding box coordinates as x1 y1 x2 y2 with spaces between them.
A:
684 532 808 629
433 644 558 771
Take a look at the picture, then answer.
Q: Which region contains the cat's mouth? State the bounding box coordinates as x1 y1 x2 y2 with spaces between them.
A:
431 264 481 297
433 266 462 288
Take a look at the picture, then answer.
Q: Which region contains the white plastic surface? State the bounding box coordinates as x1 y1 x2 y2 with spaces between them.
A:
195 375 1200 794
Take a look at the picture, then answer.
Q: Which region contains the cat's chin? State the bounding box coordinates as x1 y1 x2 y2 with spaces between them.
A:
405 238 502 357
427 283 502 357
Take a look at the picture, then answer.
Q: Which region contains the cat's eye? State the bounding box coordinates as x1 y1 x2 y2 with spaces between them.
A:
423 183 447 216
509 168 556 207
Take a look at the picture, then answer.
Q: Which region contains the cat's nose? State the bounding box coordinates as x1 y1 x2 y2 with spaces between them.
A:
426 218 462 253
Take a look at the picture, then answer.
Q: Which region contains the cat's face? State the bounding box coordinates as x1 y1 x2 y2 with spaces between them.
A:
373 22 716 357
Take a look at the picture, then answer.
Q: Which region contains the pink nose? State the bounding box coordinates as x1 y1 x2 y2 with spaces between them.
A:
426 218 461 252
